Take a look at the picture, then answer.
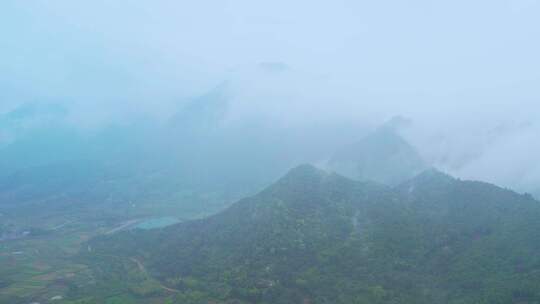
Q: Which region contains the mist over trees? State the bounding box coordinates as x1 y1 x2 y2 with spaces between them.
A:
1 1 540 303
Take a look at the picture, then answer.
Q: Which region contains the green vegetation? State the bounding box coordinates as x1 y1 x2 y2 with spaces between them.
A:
3 165 540 303
82 165 540 303
0 181 236 303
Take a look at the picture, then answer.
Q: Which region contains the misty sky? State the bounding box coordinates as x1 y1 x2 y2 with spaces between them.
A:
1 0 539 191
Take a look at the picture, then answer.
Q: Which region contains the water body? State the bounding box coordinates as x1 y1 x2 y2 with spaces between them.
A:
134 217 181 230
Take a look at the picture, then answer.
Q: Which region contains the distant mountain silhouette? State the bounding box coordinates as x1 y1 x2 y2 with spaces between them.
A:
168 83 229 134
328 123 427 185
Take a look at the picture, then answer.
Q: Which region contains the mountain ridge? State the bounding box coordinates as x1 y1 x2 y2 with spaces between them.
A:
327 125 427 185
84 165 540 304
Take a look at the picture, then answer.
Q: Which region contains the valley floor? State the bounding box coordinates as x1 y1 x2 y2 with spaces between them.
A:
0 196 233 304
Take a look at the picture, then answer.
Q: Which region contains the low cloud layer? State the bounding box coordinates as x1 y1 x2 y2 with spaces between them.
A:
1 0 539 193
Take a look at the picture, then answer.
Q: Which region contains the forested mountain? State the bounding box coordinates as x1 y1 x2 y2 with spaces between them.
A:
86 165 540 304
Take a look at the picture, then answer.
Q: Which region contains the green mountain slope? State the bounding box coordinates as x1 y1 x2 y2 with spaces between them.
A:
85 165 540 304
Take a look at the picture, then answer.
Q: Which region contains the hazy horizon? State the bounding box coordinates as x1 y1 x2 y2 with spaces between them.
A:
3 3 540 303
2 0 539 193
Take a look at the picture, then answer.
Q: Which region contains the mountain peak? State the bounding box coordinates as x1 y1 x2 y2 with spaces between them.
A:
254 164 366 210
87 160 540 304
168 83 230 131
268 164 333 192
397 167 455 193
283 164 328 179
328 125 427 185
413 167 455 182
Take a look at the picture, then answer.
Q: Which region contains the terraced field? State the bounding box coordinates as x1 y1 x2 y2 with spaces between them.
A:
0 193 234 304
